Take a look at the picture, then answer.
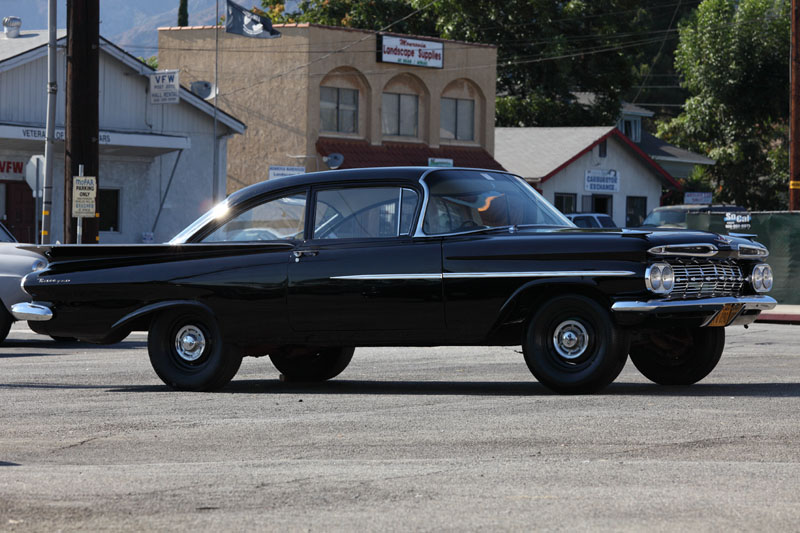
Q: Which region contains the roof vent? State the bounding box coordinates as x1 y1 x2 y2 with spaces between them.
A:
3 16 21 39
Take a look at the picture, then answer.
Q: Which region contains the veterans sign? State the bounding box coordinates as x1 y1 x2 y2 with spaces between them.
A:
378 35 443 69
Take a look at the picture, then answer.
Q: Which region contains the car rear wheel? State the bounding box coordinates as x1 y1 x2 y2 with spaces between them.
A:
148 308 242 391
269 346 354 382
523 295 629 394
629 327 724 385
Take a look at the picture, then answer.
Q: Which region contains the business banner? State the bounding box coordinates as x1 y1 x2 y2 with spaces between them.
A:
378 35 443 69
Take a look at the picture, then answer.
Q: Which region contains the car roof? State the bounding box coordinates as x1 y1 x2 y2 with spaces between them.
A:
568 213 612 218
227 166 515 205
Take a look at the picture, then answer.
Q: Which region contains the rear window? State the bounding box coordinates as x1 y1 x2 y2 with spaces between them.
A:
597 215 617 228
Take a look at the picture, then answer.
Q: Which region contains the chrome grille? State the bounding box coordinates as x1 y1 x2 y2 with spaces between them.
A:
669 261 744 299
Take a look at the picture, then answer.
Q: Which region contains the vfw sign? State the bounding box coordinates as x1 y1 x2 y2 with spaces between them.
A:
0 158 25 180
150 70 180 104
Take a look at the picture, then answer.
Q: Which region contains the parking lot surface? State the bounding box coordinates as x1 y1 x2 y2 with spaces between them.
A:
1 322 799 531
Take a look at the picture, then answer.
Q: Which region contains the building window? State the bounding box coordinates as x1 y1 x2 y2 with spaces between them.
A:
320 86 358 134
440 97 474 141
598 140 607 158
99 188 120 232
382 93 418 137
554 193 577 214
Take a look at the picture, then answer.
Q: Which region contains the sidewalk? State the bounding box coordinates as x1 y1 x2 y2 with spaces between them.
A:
756 304 800 325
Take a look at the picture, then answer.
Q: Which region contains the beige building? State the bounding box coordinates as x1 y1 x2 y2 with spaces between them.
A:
158 23 502 194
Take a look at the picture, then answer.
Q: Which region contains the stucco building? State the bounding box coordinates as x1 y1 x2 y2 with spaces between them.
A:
0 29 244 244
158 23 502 193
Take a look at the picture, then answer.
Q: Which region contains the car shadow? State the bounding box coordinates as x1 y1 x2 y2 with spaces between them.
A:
106 380 800 397
0 339 147 356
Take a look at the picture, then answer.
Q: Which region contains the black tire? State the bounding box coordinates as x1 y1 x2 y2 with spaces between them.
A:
269 346 354 382
629 327 725 386
523 295 629 394
147 308 242 391
0 306 12 344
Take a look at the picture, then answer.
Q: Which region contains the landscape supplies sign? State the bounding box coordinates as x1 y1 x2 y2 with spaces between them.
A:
684 191 713 204
149 70 180 104
378 35 443 69
585 169 620 193
72 176 97 217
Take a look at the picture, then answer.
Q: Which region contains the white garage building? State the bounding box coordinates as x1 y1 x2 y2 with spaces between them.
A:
0 29 244 243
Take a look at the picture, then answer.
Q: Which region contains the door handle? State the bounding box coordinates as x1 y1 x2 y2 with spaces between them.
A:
292 250 319 261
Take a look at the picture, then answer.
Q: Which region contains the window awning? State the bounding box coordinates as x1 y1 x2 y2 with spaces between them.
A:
316 138 505 171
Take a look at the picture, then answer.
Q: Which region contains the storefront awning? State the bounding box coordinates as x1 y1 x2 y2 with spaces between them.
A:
0 124 190 158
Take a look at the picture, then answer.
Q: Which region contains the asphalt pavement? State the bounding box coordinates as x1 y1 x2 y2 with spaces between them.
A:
1 321 799 532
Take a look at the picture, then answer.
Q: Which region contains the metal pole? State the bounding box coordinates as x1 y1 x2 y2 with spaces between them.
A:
212 0 219 202
76 164 83 245
791 0 800 210
42 0 57 244
35 158 40 244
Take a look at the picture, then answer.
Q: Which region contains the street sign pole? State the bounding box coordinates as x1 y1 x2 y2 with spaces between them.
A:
76 164 83 245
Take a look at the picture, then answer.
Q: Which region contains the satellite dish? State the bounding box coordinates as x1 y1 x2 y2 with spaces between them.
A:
190 80 216 100
323 152 344 170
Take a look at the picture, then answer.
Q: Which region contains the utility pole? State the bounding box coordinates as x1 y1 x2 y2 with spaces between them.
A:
64 0 99 243
42 0 57 244
792 0 800 210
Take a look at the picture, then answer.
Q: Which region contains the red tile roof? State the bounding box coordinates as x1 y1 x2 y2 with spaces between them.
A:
316 138 505 171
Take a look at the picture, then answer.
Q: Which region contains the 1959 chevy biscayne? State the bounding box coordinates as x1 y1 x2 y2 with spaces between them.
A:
12 167 776 394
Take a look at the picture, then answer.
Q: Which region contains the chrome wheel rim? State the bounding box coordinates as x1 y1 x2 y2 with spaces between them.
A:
175 325 206 362
552 320 589 360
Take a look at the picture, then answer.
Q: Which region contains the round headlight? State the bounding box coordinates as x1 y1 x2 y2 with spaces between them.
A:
661 264 674 292
762 265 773 291
650 265 662 290
752 267 764 291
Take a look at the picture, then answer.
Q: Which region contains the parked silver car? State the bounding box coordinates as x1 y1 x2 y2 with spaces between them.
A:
0 222 47 343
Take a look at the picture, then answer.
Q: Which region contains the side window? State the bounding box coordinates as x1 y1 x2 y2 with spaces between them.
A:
572 216 598 228
314 187 419 240
202 192 306 242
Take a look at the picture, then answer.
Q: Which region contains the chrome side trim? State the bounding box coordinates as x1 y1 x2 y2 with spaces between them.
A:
11 302 53 321
331 274 443 280
443 270 636 279
611 295 777 313
648 243 719 257
331 270 636 281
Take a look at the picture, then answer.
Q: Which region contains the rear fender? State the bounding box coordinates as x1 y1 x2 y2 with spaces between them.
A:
111 300 216 335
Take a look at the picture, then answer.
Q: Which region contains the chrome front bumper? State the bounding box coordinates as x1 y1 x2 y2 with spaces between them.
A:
11 302 53 321
611 295 777 327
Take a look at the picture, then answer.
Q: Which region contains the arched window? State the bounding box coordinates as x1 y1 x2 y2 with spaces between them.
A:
440 79 485 144
319 67 370 137
381 74 429 141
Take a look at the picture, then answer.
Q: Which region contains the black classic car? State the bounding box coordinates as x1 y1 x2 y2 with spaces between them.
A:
12 167 776 393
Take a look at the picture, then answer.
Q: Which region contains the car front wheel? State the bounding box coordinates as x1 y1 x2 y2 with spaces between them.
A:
629 327 724 385
269 346 354 382
523 295 629 394
148 308 242 391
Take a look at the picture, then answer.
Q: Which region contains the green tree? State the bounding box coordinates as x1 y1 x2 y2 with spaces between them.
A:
657 0 790 210
264 0 669 127
178 0 189 27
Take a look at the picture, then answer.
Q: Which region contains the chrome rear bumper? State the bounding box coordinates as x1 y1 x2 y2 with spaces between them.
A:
11 302 53 321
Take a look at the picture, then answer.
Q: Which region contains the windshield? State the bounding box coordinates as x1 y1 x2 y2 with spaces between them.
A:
641 209 687 227
421 170 572 235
